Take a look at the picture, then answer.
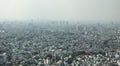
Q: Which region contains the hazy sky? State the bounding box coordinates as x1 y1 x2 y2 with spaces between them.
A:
0 0 120 21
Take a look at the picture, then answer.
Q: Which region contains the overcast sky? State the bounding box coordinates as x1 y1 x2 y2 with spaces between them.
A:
0 0 120 21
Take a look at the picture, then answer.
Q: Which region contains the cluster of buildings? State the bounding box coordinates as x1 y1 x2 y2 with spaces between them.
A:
0 22 120 66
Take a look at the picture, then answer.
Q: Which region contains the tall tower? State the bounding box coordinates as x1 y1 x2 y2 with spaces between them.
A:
0 22 5 33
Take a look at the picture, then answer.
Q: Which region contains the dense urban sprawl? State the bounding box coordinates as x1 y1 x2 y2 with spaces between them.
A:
0 21 120 66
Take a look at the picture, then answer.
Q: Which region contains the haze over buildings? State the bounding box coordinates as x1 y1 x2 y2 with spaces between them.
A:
0 0 120 22
0 0 120 66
